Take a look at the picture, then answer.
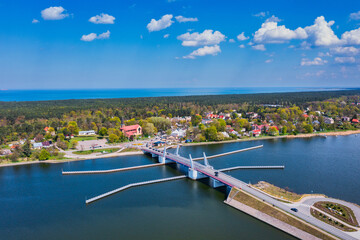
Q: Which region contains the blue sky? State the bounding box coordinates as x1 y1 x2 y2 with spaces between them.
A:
1 0 360 89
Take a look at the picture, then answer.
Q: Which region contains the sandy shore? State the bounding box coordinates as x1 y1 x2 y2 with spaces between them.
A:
1 129 359 168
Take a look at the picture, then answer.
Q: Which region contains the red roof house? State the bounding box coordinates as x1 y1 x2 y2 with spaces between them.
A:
352 119 359 124
120 124 142 138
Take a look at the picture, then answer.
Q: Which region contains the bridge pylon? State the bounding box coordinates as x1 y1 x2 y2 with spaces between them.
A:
158 145 172 164
188 154 207 180
203 152 213 169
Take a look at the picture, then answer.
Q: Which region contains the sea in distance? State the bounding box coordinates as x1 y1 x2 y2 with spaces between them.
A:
0 87 348 102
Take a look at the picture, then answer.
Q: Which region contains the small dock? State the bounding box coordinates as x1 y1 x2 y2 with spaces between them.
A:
62 163 165 175
219 166 285 171
86 175 187 204
192 145 263 161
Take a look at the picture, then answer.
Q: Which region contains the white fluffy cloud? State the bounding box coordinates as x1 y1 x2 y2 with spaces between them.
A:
350 11 360 20
89 13 115 24
252 44 266 51
81 30 110 42
253 21 307 44
41 6 69 20
303 16 341 47
175 16 198 23
183 45 221 59
163 34 170 38
147 14 174 32
335 57 356 63
301 57 327 66
32 19 39 24
237 32 249 41
330 46 359 56
177 30 226 47
239 44 245 48
341 28 360 45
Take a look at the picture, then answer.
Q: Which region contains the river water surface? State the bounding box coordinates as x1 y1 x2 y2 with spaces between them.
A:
0 135 359 240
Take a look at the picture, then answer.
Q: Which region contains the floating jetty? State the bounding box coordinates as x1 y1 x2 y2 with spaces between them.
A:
192 145 263 161
86 175 186 204
62 163 165 175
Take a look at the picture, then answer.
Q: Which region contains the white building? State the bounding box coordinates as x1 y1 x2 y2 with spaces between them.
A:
324 117 334 124
79 130 96 136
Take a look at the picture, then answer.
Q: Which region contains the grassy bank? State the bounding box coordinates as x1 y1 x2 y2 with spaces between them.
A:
252 181 326 203
228 188 336 240
72 147 120 155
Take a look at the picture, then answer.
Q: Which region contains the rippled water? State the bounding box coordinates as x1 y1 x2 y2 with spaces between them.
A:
0 135 359 240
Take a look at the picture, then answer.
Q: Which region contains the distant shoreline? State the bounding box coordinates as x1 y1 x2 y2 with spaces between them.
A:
1 129 360 168
0 87 355 102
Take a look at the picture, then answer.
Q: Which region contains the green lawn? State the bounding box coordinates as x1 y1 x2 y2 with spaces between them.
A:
71 136 99 142
72 147 120 155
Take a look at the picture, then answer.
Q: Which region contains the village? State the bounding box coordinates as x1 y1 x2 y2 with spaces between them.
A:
1 99 360 162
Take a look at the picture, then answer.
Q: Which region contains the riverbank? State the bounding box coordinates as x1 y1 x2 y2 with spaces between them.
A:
1 129 360 168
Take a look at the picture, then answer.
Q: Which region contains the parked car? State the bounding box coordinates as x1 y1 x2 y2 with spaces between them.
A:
291 208 298 212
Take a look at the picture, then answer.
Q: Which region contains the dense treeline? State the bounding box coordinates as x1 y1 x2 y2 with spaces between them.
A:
1 89 360 121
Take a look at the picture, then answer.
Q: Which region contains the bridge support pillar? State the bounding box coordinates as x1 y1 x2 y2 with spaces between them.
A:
158 155 172 164
210 177 225 188
188 168 208 180
151 153 157 158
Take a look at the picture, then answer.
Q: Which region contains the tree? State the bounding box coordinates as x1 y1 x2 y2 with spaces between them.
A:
108 134 119 143
205 126 218 141
35 133 44 142
191 114 202 126
39 149 50 160
268 126 279 136
142 122 157 136
67 121 79 135
282 126 287 135
57 133 65 141
56 140 68 150
91 122 98 133
22 141 32 157
149 117 171 131
71 140 78 149
304 124 313 133
99 127 108 136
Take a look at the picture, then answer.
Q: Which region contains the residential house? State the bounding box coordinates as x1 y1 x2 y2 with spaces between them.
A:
171 129 186 139
0 149 11 156
342 117 351 122
324 117 334 124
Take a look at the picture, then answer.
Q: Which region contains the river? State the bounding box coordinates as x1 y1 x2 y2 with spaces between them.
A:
0 135 359 239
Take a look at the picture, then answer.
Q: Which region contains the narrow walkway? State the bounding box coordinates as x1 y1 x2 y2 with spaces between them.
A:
219 165 285 171
86 175 187 204
62 163 165 175
192 145 263 161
